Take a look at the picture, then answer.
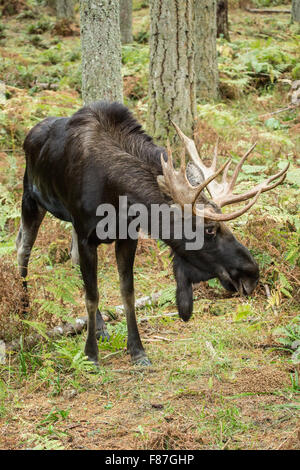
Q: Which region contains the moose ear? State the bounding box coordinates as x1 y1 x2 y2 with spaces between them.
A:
173 255 193 322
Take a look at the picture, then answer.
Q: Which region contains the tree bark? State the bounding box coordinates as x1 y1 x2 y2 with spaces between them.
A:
217 0 230 41
148 0 196 143
47 0 74 19
47 0 56 12
80 0 123 104
120 0 133 44
194 0 219 102
292 0 300 22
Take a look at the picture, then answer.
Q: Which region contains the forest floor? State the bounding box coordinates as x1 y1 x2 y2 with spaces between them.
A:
0 1 299 450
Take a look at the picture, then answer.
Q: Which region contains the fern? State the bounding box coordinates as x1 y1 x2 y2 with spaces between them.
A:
99 321 127 352
158 285 176 306
273 316 300 364
33 266 83 323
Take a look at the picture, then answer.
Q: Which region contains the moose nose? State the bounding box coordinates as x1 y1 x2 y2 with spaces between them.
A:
239 278 258 296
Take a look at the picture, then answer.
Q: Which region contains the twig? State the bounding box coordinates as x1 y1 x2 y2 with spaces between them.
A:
102 350 124 360
257 105 297 119
246 8 290 14
152 335 173 342
143 338 163 343
222 439 231 450
236 105 297 125
139 311 178 322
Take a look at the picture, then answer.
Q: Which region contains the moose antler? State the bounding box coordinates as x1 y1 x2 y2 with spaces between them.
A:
157 123 289 222
158 141 230 207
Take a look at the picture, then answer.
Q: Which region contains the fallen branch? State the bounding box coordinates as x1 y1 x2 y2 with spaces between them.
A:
152 335 173 342
140 311 179 322
246 8 290 14
236 104 297 125
258 105 297 119
114 291 162 315
6 316 88 353
4 291 164 354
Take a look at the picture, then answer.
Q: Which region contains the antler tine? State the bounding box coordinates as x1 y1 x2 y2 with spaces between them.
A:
195 189 263 222
159 143 203 206
158 138 233 209
217 162 289 208
228 142 257 192
158 127 289 223
264 163 290 186
171 120 204 169
192 158 231 213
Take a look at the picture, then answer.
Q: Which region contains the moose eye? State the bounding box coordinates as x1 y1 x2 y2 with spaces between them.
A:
205 226 215 236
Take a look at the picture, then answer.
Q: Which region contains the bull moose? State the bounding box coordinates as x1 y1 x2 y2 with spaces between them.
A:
17 101 289 366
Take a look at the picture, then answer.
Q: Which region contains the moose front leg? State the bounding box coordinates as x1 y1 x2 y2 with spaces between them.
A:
16 196 46 311
70 226 80 266
115 239 151 366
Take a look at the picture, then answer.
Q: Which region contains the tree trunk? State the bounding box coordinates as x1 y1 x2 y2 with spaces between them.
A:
238 0 250 9
47 0 74 19
56 0 74 19
47 0 56 12
217 0 230 41
194 0 219 102
80 0 123 104
292 0 300 22
148 0 196 143
120 0 133 44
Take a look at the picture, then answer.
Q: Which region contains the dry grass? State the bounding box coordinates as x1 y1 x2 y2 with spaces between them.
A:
0 259 27 342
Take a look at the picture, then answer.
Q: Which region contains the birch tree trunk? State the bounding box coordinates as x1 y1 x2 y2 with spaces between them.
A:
148 0 196 143
292 0 300 22
194 0 219 101
80 0 123 104
120 0 133 43
217 0 230 41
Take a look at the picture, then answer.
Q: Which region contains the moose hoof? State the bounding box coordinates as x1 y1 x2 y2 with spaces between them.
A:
96 326 110 342
132 355 152 367
87 356 100 369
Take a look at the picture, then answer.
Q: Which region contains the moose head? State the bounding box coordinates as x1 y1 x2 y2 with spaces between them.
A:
157 123 289 321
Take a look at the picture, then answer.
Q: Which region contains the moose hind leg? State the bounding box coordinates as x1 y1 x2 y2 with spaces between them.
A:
115 239 151 366
77 239 101 366
17 194 46 301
